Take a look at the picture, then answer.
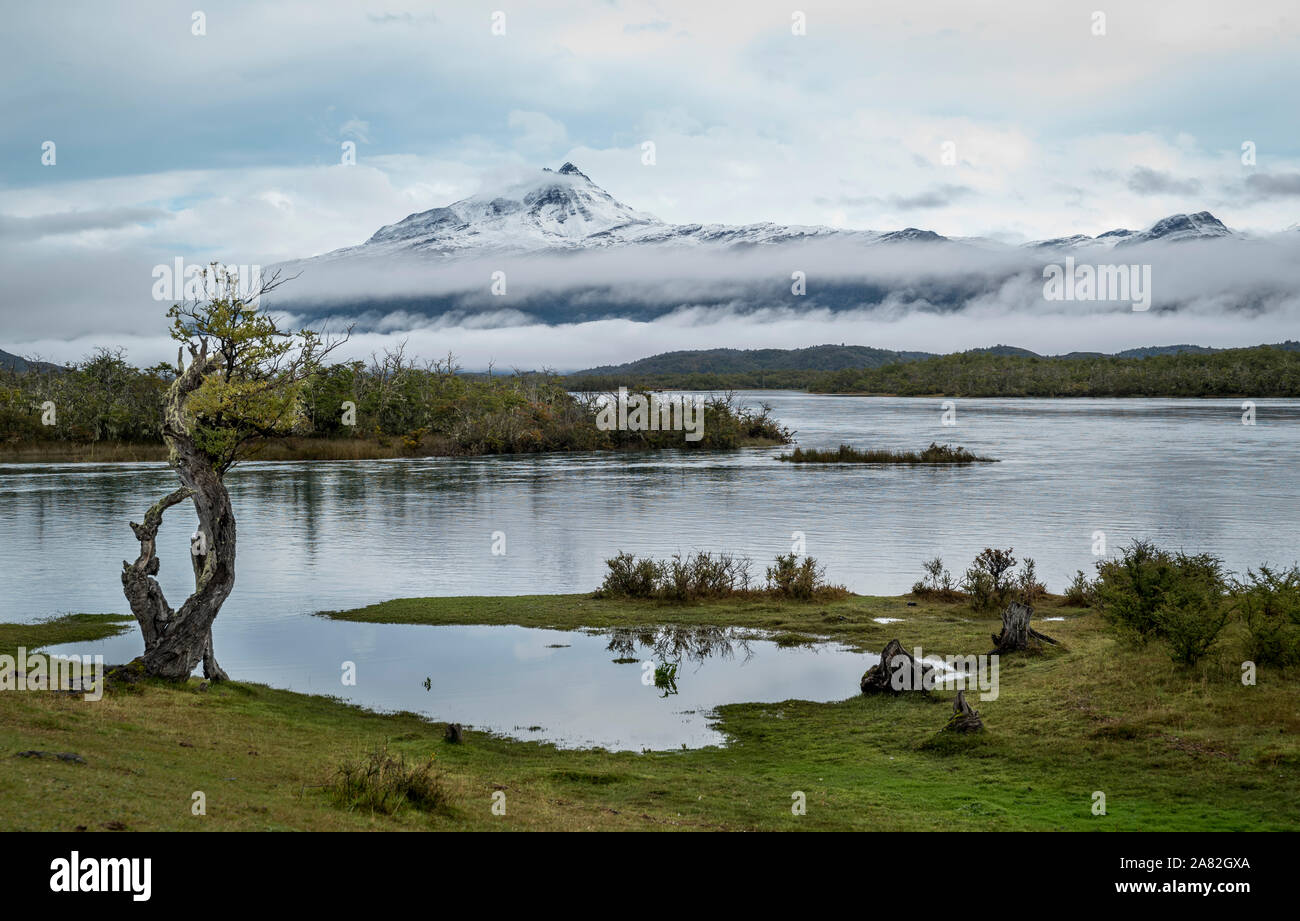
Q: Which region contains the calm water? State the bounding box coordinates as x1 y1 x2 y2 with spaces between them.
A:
52 623 866 750
5 393 1298 747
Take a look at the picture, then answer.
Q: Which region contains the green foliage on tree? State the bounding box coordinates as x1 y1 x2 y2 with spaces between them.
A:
167 266 341 470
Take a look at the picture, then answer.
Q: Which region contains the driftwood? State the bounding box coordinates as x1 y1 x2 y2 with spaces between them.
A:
944 690 984 733
860 639 935 694
990 602 1059 654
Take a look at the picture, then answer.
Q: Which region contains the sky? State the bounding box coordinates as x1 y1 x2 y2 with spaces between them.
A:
3 0 1299 368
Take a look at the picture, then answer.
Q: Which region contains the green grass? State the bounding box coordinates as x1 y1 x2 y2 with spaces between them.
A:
1 597 1296 831
777 443 994 465
0 613 134 657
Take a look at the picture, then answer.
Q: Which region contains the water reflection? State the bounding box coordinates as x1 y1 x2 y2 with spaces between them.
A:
41 622 864 751
604 625 756 667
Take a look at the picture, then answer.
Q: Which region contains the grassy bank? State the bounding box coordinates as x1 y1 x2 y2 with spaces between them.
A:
3 595 1296 831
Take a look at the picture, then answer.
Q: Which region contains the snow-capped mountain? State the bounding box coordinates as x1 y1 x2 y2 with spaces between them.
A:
290 163 1250 271
266 164 1292 330
288 162 955 267
363 163 660 254
1024 211 1234 250
1118 211 1233 246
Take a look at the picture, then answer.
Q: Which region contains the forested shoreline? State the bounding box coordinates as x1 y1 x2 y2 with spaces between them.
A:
568 344 1300 397
810 345 1300 397
4 343 1297 463
0 347 789 461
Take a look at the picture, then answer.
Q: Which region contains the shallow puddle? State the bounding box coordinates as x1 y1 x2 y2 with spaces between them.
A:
44 621 869 751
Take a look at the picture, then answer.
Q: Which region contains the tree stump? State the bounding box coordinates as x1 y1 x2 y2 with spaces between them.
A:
990 602 1059 653
860 639 934 694
944 690 984 733
444 723 463 744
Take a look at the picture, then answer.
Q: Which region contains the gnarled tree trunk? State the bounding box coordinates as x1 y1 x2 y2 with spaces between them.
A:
120 346 235 681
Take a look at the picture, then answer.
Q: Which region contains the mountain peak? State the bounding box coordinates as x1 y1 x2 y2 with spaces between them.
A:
1116 210 1232 246
363 162 658 252
556 162 590 180
1025 212 1233 250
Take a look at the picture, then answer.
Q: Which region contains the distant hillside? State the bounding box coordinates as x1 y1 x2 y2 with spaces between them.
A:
565 341 1300 392
967 343 1272 360
0 349 61 373
811 344 1300 397
967 345 1040 358
1114 344 1239 358
577 344 934 377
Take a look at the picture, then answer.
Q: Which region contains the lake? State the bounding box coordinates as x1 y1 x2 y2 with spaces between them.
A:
5 393 1297 747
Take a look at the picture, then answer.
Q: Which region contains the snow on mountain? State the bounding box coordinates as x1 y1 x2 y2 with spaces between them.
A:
362 162 662 255
287 163 955 270
1023 212 1233 250
1024 233 1096 249
261 166 1300 331
1116 211 1232 246
293 165 1255 273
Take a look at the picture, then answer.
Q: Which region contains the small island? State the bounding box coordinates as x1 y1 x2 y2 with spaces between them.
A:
777 443 995 465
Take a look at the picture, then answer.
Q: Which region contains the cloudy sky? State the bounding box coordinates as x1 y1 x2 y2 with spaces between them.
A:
3 0 1299 368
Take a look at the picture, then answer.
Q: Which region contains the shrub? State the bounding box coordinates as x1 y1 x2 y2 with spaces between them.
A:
663 551 752 600
1094 540 1230 663
1154 578 1232 666
960 547 1017 612
327 744 450 815
1015 557 1047 606
913 556 952 593
596 551 663 598
1063 569 1095 606
766 553 824 599
912 556 961 600
1093 540 1178 638
597 551 838 602
973 547 1018 597
1233 566 1300 666
962 566 998 613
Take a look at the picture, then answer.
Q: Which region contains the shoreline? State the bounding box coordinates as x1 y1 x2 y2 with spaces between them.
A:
0 435 788 467
5 591 1292 831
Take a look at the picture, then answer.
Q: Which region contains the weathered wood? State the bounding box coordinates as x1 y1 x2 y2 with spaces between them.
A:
860 638 935 694
944 690 984 733
120 345 236 681
990 601 1058 653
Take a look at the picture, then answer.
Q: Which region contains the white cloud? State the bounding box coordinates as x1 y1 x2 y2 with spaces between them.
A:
3 0 1300 358
507 110 569 153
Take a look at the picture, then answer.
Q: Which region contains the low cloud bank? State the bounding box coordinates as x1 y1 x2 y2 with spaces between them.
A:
5 234 1300 370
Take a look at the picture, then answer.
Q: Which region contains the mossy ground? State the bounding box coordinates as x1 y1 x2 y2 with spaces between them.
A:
1 597 1296 831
